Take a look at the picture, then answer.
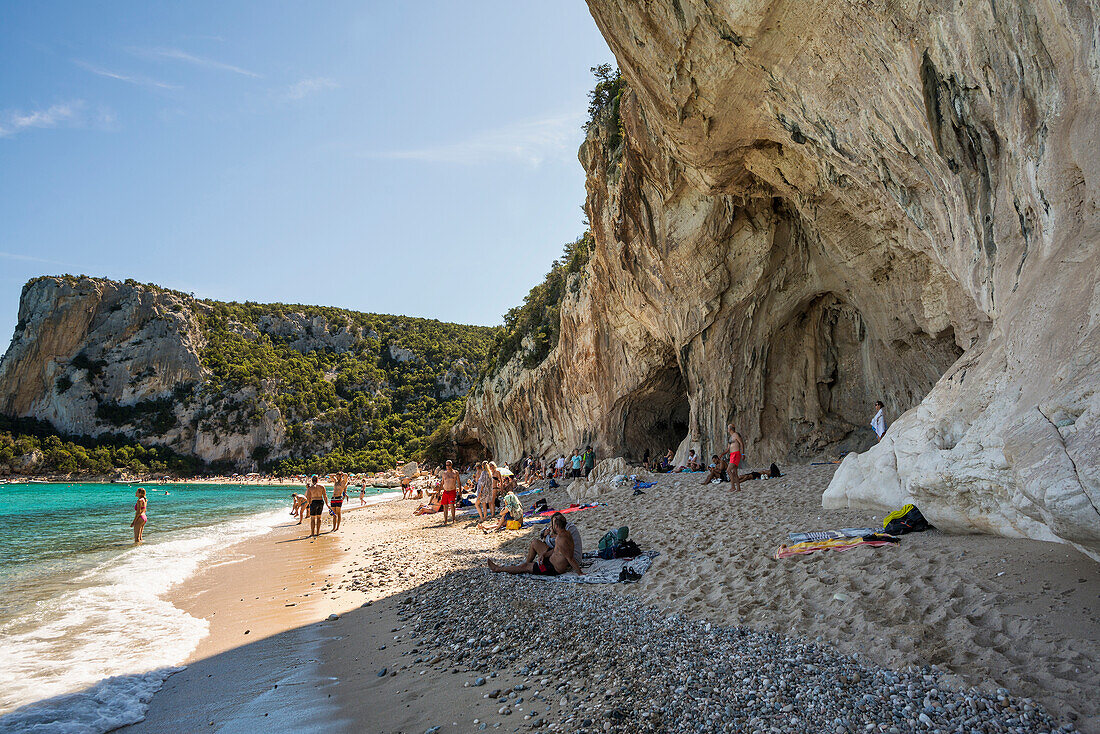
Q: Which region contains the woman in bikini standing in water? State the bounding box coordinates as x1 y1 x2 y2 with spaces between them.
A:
131 487 147 543
330 471 348 532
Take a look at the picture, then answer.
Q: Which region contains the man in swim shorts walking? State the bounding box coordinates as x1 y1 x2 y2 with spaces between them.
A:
727 423 744 493
304 474 329 538
439 460 461 525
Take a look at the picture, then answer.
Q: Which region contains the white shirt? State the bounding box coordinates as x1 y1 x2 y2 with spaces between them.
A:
555 457 566 469
871 408 887 438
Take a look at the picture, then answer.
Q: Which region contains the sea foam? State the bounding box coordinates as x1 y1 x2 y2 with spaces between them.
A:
0 508 286 734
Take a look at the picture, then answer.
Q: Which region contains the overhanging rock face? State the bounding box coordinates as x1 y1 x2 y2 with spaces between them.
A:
457 0 1100 558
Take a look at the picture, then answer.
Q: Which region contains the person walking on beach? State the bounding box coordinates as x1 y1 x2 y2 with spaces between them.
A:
583 445 595 478
871 400 887 441
439 460 461 525
570 450 582 479
130 487 147 544
727 424 745 493
359 484 366 506
330 472 348 532
489 461 503 517
475 460 493 522
555 454 566 478
304 475 329 538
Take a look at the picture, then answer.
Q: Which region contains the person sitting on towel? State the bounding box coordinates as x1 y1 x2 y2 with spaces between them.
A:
540 511 583 567
488 513 584 576
486 489 524 531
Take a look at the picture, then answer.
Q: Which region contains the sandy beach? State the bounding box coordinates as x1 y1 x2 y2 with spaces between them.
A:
123 464 1100 733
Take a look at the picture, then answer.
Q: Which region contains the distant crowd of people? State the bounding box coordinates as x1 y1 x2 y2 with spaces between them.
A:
125 402 888 543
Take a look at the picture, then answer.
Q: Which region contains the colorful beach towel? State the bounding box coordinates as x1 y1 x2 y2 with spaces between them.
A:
526 551 658 584
538 502 603 517
787 528 876 542
774 535 898 559
633 481 657 489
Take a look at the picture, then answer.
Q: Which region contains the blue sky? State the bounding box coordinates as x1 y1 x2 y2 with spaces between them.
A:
0 2 615 339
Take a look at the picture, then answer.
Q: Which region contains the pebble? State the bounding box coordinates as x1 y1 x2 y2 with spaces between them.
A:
382 566 1067 734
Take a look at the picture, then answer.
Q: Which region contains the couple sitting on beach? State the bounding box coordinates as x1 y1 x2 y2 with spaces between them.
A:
488 512 584 576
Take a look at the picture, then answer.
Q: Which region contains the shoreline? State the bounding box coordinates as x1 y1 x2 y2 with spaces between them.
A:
121 463 1099 733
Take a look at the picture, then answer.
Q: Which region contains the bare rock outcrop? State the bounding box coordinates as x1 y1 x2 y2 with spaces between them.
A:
458 1 1100 558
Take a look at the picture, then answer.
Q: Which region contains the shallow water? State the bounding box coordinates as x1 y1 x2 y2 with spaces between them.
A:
0 481 391 733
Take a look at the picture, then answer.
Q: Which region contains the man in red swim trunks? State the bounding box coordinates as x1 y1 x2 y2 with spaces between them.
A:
727 423 744 493
439 460 461 525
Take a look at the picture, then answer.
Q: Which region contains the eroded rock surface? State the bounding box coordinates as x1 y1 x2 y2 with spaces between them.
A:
458 0 1100 557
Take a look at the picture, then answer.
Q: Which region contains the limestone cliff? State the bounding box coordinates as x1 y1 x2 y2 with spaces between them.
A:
0 276 493 472
457 1 1100 558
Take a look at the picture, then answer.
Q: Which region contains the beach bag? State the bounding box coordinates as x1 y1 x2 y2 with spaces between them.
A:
769 462 782 478
598 526 629 551
506 519 522 530
548 478 559 488
533 498 548 512
882 504 932 535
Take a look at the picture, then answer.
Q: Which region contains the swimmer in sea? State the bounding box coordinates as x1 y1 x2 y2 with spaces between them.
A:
131 487 147 544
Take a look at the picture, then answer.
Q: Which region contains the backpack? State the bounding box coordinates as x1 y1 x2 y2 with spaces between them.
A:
882 504 932 535
598 526 629 551
769 462 782 478
597 541 641 560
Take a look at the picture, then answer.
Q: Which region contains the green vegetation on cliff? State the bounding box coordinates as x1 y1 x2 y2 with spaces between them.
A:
479 66 624 376
0 416 200 477
197 302 495 474
485 234 593 373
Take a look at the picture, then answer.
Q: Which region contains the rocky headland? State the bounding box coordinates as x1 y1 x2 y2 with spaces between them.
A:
0 276 493 474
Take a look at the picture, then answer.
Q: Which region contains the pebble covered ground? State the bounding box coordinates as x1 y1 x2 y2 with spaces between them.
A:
379 569 1073 734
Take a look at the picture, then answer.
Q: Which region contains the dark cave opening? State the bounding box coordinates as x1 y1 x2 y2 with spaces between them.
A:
617 363 690 462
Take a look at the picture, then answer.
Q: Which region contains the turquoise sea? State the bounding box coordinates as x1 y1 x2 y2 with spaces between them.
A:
0 481 396 733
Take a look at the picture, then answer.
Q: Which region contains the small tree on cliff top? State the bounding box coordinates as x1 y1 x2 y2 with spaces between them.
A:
585 64 624 131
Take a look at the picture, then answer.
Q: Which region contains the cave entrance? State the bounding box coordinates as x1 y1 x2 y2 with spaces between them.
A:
617 363 690 462
455 436 490 466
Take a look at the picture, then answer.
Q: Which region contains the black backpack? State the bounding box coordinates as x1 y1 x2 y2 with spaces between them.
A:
883 505 932 535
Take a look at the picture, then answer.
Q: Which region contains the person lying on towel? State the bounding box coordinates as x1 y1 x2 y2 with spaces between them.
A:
488 514 584 576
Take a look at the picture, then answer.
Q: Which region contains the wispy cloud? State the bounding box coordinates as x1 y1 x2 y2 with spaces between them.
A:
131 46 261 78
279 77 338 102
74 60 178 90
0 251 90 270
372 112 584 167
0 102 82 138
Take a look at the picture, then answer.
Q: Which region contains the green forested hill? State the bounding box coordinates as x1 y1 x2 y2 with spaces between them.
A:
198 301 496 474
0 275 497 477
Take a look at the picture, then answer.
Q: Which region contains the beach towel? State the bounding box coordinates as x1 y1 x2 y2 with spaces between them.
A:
538 502 602 517
787 528 876 542
633 481 657 489
526 551 658 584
774 536 898 560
